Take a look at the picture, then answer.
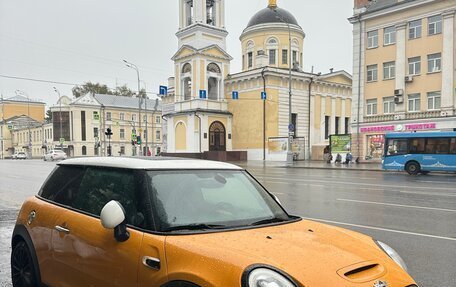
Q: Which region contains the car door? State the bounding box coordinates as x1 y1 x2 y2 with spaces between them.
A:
51 166 163 286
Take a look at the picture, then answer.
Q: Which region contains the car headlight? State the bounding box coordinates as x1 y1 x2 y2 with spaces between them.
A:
375 240 408 272
244 267 297 287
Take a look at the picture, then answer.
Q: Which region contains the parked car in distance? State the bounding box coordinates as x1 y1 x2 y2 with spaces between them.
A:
11 157 418 287
12 152 27 160
43 150 67 161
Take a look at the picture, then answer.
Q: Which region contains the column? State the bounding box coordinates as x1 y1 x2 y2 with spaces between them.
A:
220 0 225 28
395 22 407 114
350 20 365 129
179 0 184 29
442 10 455 114
194 0 203 23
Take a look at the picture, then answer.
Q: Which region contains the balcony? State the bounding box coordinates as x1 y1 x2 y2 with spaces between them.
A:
364 110 452 123
364 114 394 123
405 110 442 120
174 99 228 113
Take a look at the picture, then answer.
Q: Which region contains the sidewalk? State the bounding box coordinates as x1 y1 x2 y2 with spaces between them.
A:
236 160 383 172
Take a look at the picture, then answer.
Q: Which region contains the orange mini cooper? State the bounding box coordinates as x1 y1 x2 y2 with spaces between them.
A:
12 157 418 287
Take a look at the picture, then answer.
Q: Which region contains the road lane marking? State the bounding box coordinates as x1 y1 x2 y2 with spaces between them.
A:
255 175 456 191
301 216 456 242
337 198 456 213
400 190 456 197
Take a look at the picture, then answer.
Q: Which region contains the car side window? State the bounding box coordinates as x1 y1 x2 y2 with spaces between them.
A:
72 167 148 229
40 166 85 205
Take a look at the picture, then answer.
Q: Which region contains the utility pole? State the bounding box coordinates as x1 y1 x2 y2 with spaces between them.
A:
16 90 32 158
1 94 4 160
123 60 142 156
53 87 63 150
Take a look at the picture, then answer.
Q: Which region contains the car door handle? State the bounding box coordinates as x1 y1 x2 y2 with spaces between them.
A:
55 225 70 234
142 256 160 270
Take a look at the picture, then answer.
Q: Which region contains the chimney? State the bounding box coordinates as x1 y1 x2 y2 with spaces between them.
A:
354 0 370 9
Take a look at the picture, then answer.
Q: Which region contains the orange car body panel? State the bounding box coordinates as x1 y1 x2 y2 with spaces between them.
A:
17 196 417 287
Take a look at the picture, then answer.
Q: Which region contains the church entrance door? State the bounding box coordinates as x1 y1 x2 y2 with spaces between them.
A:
209 121 226 151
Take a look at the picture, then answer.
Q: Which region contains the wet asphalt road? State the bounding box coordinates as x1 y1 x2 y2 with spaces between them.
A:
1 159 455 287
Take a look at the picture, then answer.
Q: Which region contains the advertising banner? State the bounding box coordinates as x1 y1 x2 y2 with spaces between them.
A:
330 134 351 153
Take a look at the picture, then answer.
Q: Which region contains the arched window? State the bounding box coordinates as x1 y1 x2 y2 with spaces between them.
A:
182 63 192 74
82 145 87 156
207 63 221 73
268 38 277 44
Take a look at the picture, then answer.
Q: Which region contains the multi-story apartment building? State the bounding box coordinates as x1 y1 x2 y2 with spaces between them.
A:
49 93 163 157
349 0 455 160
8 118 53 158
0 95 46 159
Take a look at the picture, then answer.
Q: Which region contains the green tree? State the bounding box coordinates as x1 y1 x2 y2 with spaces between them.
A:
72 82 113 98
45 109 52 122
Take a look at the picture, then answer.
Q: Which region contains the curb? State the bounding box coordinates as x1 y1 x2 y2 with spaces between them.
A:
274 165 384 172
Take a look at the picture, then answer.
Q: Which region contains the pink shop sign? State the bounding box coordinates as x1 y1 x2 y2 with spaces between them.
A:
404 123 436 130
360 126 395 133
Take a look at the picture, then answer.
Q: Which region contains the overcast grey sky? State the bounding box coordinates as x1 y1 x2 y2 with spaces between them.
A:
0 0 354 107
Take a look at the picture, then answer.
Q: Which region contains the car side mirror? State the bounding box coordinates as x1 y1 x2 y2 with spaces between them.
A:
100 200 130 242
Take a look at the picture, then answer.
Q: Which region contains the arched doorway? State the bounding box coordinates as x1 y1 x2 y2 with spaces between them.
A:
209 121 226 151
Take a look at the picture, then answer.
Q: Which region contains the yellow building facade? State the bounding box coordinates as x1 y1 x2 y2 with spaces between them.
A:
350 0 455 160
162 0 352 161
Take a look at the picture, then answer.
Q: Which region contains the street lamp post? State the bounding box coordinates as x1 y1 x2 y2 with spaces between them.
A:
16 90 32 158
53 87 63 150
274 11 294 163
123 59 142 156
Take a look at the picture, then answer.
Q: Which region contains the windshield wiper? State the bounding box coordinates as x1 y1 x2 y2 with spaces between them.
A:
162 223 227 232
249 217 289 226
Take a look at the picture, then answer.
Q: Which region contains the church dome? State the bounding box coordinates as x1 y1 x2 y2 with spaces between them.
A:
246 6 300 29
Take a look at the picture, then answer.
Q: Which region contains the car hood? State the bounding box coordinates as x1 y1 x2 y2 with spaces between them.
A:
164 219 414 286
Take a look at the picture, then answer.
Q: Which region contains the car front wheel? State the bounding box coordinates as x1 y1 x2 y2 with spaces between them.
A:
405 161 420 175
11 241 39 287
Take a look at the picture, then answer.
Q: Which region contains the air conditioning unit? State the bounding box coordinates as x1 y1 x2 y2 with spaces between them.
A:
394 96 404 104
394 89 404 96
405 75 414 83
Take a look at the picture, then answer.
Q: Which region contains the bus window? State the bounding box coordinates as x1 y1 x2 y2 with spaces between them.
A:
450 138 456 154
426 138 450 154
409 138 425 154
387 139 408 156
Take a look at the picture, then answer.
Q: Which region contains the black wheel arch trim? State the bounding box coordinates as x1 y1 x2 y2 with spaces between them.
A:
161 281 201 287
12 224 42 284
241 264 300 287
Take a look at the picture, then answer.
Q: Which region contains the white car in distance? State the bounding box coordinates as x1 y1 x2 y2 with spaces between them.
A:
43 150 67 161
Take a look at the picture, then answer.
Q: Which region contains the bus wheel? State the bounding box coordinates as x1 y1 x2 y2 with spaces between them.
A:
405 161 420 175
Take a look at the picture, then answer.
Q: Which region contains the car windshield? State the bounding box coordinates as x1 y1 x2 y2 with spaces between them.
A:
146 170 291 232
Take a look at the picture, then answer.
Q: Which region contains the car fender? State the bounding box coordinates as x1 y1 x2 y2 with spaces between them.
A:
161 281 201 287
12 224 42 284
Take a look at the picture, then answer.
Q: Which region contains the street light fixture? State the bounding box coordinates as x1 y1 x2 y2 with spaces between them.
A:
123 59 143 156
15 90 32 158
274 11 294 163
53 87 63 150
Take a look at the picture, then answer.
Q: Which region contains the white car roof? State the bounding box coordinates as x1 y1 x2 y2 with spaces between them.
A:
58 157 243 170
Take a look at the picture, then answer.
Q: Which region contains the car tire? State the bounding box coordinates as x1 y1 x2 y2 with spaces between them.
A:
11 240 39 287
405 161 420 175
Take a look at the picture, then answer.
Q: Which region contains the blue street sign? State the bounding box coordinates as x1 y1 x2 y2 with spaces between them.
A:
232 91 239 100
199 90 207 99
159 86 168 95
261 91 267 100
288 124 295 132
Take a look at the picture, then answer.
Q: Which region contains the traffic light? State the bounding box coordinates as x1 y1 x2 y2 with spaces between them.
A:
136 136 142 145
105 128 113 137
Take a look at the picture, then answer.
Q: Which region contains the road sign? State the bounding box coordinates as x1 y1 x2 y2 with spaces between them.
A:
159 86 168 95
232 91 239 100
199 90 207 99
261 92 267 100
59 138 65 144
288 124 295 132
289 136 294 143
93 114 100 121
288 131 295 136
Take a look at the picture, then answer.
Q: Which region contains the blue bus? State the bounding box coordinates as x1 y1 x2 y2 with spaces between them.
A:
383 132 456 175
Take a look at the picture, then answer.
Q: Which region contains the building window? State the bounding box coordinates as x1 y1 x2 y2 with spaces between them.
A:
384 26 396 45
324 116 330 140
119 128 125 139
120 113 125 121
408 57 421 75
155 116 161 124
366 99 378 115
82 146 87 156
269 49 276 65
143 115 147 123
383 97 395 114
367 30 378 48
282 49 288 65
383 61 395 80
248 52 253 68
81 111 86 142
156 130 161 141
345 117 350 134
367 64 378 82
93 111 99 120
408 94 421 112
428 15 442 35
120 146 125 155
106 112 112 121
427 53 441 73
409 19 422 39
132 114 137 122
93 127 99 139
335 117 340 135
427 91 441 110
292 51 298 64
